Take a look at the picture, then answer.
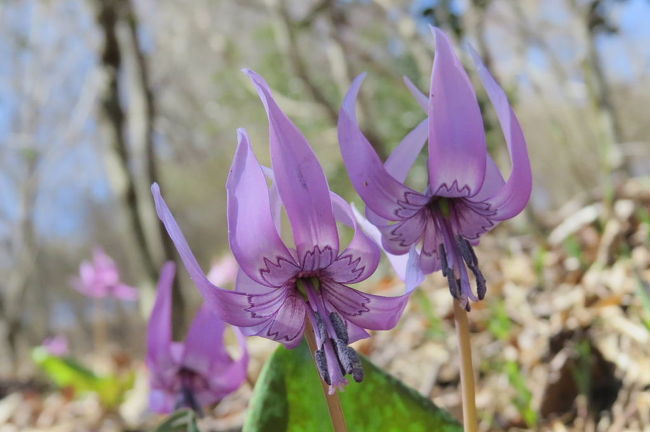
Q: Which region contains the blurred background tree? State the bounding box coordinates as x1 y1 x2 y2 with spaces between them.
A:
0 0 648 429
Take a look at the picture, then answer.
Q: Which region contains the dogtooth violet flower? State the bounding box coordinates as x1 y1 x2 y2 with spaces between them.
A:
42 335 70 357
151 69 415 393
147 262 249 414
72 248 138 300
338 27 532 310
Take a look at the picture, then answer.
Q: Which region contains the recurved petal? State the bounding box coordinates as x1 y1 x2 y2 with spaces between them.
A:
147 262 175 371
403 76 428 111
428 27 486 198
339 73 425 221
227 129 298 287
351 204 409 280
181 305 230 376
209 325 249 396
470 154 506 203
244 69 339 258
326 192 380 283
151 183 275 328
468 45 532 220
322 280 409 331
384 119 428 184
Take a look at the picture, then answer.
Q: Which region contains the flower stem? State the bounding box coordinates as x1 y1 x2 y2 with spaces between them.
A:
304 322 348 432
453 300 478 432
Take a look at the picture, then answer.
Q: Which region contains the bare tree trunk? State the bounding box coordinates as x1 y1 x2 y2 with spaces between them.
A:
91 0 185 331
122 1 186 331
571 0 629 178
4 152 40 374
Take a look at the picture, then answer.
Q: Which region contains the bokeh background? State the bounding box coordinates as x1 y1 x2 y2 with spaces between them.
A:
1 0 649 430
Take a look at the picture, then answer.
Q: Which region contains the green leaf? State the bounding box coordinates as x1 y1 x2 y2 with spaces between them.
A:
244 342 462 432
31 347 134 408
154 410 201 432
503 360 537 427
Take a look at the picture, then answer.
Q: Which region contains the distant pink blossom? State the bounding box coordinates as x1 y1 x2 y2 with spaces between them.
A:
206 254 239 287
147 262 249 414
73 248 138 300
42 335 69 356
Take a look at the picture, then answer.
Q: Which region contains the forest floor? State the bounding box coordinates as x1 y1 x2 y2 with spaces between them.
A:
1 177 649 432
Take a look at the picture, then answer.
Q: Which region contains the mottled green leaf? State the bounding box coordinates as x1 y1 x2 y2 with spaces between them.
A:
32 347 134 408
244 342 461 432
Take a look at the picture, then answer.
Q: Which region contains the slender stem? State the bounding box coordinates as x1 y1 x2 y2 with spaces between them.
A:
453 300 478 432
304 321 348 432
93 298 108 353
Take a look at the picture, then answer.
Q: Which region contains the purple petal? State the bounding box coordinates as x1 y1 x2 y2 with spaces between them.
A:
244 69 339 258
208 325 249 395
346 321 370 344
147 262 175 371
149 389 176 414
254 293 307 349
468 45 532 219
452 199 497 241
471 154 506 203
339 73 425 220
325 193 380 283
151 183 276 328
235 269 277 295
112 283 139 301
428 27 486 197
351 204 409 280
404 246 425 292
380 212 427 255
322 280 409 331
260 165 283 233
418 220 443 273
181 305 230 376
384 119 428 184
301 246 336 272
403 76 428 111
227 129 298 286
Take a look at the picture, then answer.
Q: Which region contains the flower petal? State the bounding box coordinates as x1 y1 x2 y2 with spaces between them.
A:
322 280 409 331
208 325 249 396
339 73 425 221
384 119 428 184
325 192 380 283
147 262 175 371
227 129 298 287
255 294 307 349
468 45 532 220
149 389 176 414
181 305 230 376
351 204 407 279
403 76 428 111
152 183 275 328
428 27 486 197
112 283 139 301
244 69 339 258
471 154 506 203
419 220 443 273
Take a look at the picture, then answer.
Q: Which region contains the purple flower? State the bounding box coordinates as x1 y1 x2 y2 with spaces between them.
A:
42 335 69 357
338 27 532 310
151 70 412 393
147 262 249 415
73 248 138 300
